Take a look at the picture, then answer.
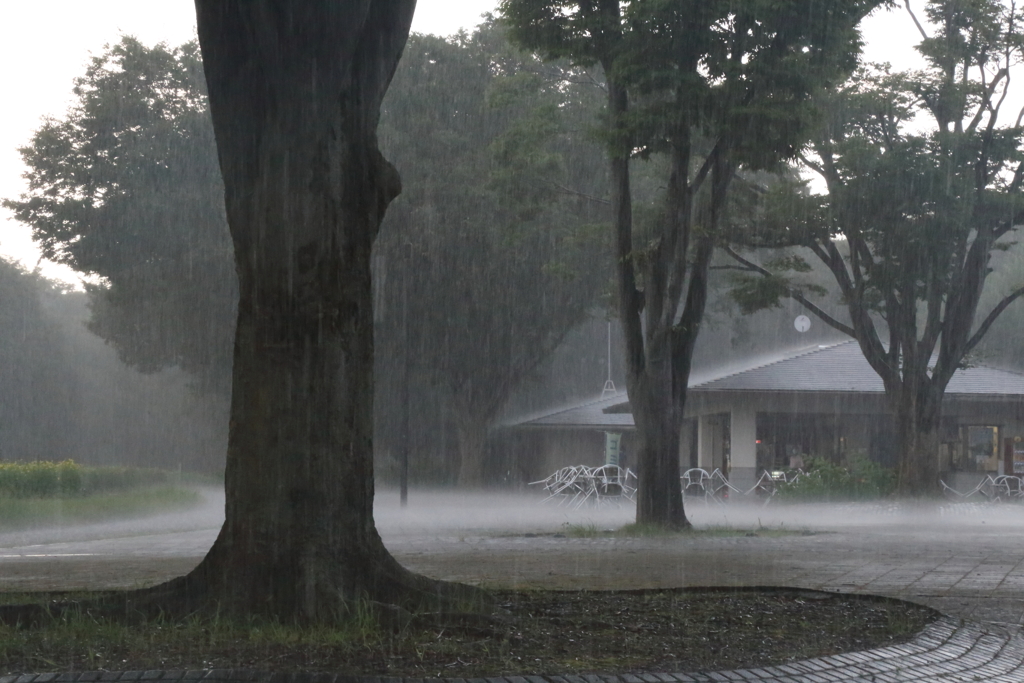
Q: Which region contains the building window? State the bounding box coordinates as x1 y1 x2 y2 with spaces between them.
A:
960 425 1000 473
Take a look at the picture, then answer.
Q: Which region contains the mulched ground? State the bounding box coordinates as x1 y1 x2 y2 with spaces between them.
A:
0 588 938 678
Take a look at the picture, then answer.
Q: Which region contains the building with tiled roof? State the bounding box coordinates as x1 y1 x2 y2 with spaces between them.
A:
508 341 1024 491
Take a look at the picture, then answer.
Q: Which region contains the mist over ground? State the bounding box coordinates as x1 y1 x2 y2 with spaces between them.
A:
373 489 1024 538
3 485 1017 552
3 487 1023 632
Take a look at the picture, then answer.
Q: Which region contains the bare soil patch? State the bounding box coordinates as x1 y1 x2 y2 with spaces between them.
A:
0 588 937 678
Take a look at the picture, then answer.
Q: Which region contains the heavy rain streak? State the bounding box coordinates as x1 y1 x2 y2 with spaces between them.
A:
2 0 1024 678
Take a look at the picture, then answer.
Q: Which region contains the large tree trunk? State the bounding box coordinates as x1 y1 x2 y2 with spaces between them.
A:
893 388 941 496
631 372 686 526
135 0 479 620
605 74 689 530
898 426 941 495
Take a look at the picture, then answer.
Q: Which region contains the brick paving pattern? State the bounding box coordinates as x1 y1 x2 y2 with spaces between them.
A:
2 617 1023 681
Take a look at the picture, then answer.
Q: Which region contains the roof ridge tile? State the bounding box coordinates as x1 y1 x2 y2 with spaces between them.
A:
690 341 852 388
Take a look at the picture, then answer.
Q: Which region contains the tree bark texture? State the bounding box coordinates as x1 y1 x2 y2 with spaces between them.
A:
455 415 489 488
890 381 942 494
630 370 687 525
164 0 471 620
896 412 941 495
605 73 693 530
614 86 729 527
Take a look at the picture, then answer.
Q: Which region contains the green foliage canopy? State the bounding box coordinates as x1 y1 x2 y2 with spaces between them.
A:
501 0 879 523
376 24 611 484
3 36 235 393
730 0 1024 491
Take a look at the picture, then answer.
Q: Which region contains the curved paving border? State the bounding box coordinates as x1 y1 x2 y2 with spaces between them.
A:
4 617 1023 683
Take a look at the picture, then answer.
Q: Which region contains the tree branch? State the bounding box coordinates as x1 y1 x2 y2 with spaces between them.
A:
1011 160 1024 192
671 235 714 390
904 1 930 41
965 284 1024 354
691 137 725 196
710 265 757 272
966 67 1007 135
1015 101 1024 129
920 261 944 354
553 182 610 205
722 246 855 337
797 151 826 178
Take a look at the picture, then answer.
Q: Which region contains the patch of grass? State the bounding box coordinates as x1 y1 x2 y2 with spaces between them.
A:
0 462 186 499
0 589 937 677
0 601 396 673
0 592 96 607
0 486 201 530
561 523 603 538
617 522 693 537
559 522 810 539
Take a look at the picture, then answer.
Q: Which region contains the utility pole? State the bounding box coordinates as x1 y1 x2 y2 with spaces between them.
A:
399 245 410 507
601 320 616 398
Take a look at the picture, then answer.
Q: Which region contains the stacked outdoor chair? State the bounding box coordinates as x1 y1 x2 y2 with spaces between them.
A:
940 474 1024 502
536 464 815 508
940 478 985 500
681 467 713 502
590 464 637 507
530 465 593 508
745 470 782 504
530 464 637 509
681 467 758 504
743 469 802 506
991 475 1024 501
708 468 741 502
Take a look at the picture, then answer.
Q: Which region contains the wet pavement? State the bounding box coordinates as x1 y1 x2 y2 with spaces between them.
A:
3 489 1024 681
388 497 1024 631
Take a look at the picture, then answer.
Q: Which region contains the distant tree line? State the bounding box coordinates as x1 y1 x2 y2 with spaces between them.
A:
4 26 615 483
0 257 224 471
375 23 612 486
7 0 1024 501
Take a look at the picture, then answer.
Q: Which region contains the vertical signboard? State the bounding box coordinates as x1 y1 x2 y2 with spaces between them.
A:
605 432 621 467
1005 437 1024 475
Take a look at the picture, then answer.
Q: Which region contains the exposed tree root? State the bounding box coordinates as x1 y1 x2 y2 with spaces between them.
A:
0 561 494 630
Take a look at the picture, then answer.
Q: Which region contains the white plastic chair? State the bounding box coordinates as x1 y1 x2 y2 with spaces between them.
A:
992 475 1024 502
590 464 636 507
681 468 712 502
745 470 780 505
708 468 741 503
530 465 591 507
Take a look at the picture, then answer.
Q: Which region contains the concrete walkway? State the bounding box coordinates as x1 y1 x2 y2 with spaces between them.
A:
4 490 1024 681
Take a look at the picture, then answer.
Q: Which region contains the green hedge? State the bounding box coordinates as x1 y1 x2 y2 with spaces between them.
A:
0 461 170 498
776 456 896 501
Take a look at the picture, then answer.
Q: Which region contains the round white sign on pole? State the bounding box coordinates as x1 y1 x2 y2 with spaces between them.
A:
794 315 811 333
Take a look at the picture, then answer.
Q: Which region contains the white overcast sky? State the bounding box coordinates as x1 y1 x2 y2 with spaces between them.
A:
0 2 922 279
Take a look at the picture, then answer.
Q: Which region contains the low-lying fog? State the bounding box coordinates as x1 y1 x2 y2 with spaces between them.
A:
2 486 1021 555
373 489 1024 539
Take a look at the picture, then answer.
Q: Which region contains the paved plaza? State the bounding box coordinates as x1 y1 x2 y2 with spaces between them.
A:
377 493 1024 631
3 489 1024 680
